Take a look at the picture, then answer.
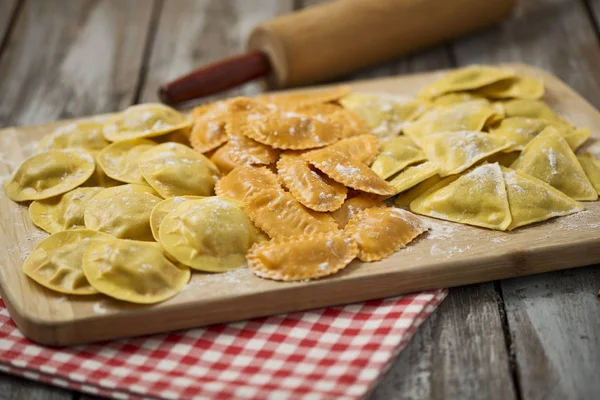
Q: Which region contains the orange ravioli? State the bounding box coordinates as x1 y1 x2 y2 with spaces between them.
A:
258 86 350 107
226 128 280 165
322 134 380 165
330 194 386 229
209 144 240 174
290 103 368 138
244 189 339 238
247 232 358 281
277 153 347 212
215 166 281 202
189 101 230 153
345 207 428 262
305 149 395 196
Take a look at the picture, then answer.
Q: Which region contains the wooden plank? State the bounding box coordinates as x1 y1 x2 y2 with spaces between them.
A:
0 0 156 127
2 65 600 346
0 0 19 50
452 1 600 399
139 0 294 104
371 285 516 400
0 373 72 400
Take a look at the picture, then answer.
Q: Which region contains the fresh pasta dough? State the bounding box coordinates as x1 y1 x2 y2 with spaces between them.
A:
159 197 256 272
82 239 190 304
96 138 156 184
4 150 95 202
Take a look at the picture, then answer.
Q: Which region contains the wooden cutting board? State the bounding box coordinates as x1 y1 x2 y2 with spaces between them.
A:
1 64 599 347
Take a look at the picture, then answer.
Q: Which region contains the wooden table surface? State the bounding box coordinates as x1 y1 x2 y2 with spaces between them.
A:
0 0 599 399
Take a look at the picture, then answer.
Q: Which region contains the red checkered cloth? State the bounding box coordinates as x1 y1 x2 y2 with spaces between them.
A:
0 290 446 399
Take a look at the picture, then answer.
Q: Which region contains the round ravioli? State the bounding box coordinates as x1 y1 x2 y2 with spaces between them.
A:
159 197 256 272
97 138 156 184
84 184 161 240
103 103 192 142
139 142 220 198
82 239 190 304
247 232 358 281
189 100 230 153
4 150 95 202
37 121 109 153
150 195 205 241
209 144 241 174
29 187 103 233
23 229 112 295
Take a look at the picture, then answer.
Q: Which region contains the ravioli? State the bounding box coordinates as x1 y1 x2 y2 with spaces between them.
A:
502 99 568 124
103 103 192 142
563 128 591 151
247 232 358 281
159 197 255 272
4 150 95 202
226 128 281 165
214 165 281 202
577 152 600 193
150 195 205 241
82 239 190 304
475 75 545 100
29 187 102 233
429 93 488 107
258 86 350 107
488 117 583 151
421 131 511 176
403 102 499 145
371 136 426 179
209 144 241 174
189 100 230 153
394 175 442 207
96 138 156 184
305 149 396 196
23 229 112 295
340 93 424 138
345 207 428 261
510 127 597 200
139 142 220 198
83 156 122 188
289 103 367 139
244 189 339 238
502 167 583 230
330 194 386 229
389 161 439 195
277 153 347 212
84 184 161 240
419 65 516 99
324 134 380 165
37 122 109 153
411 163 512 230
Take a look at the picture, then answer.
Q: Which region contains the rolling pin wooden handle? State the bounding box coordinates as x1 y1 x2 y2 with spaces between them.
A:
158 51 271 105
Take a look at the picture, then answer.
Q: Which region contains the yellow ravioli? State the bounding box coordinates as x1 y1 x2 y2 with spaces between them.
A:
330 194 386 229
277 153 347 212
577 152 600 194
488 117 582 151
419 65 516 98
209 144 241 174
29 187 102 233
323 134 380 165
189 100 230 153
84 184 161 240
215 165 281 202
389 161 439 195
510 127 597 200
23 229 112 295
345 207 428 262
502 167 583 230
404 102 500 145
484 151 520 167
159 197 255 272
394 175 442 207
371 136 426 179
82 239 190 304
502 99 569 124
429 93 488 107
139 142 220 198
411 163 512 231
97 138 156 184
563 128 591 151
247 232 358 281
150 195 205 241
37 122 109 153
83 155 122 188
421 131 511 176
244 189 339 238
475 75 544 100
103 103 192 142
258 86 350 107
4 150 95 202
305 149 396 196
340 93 424 138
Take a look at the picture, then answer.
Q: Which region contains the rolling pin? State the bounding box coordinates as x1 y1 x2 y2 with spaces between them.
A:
159 0 515 105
